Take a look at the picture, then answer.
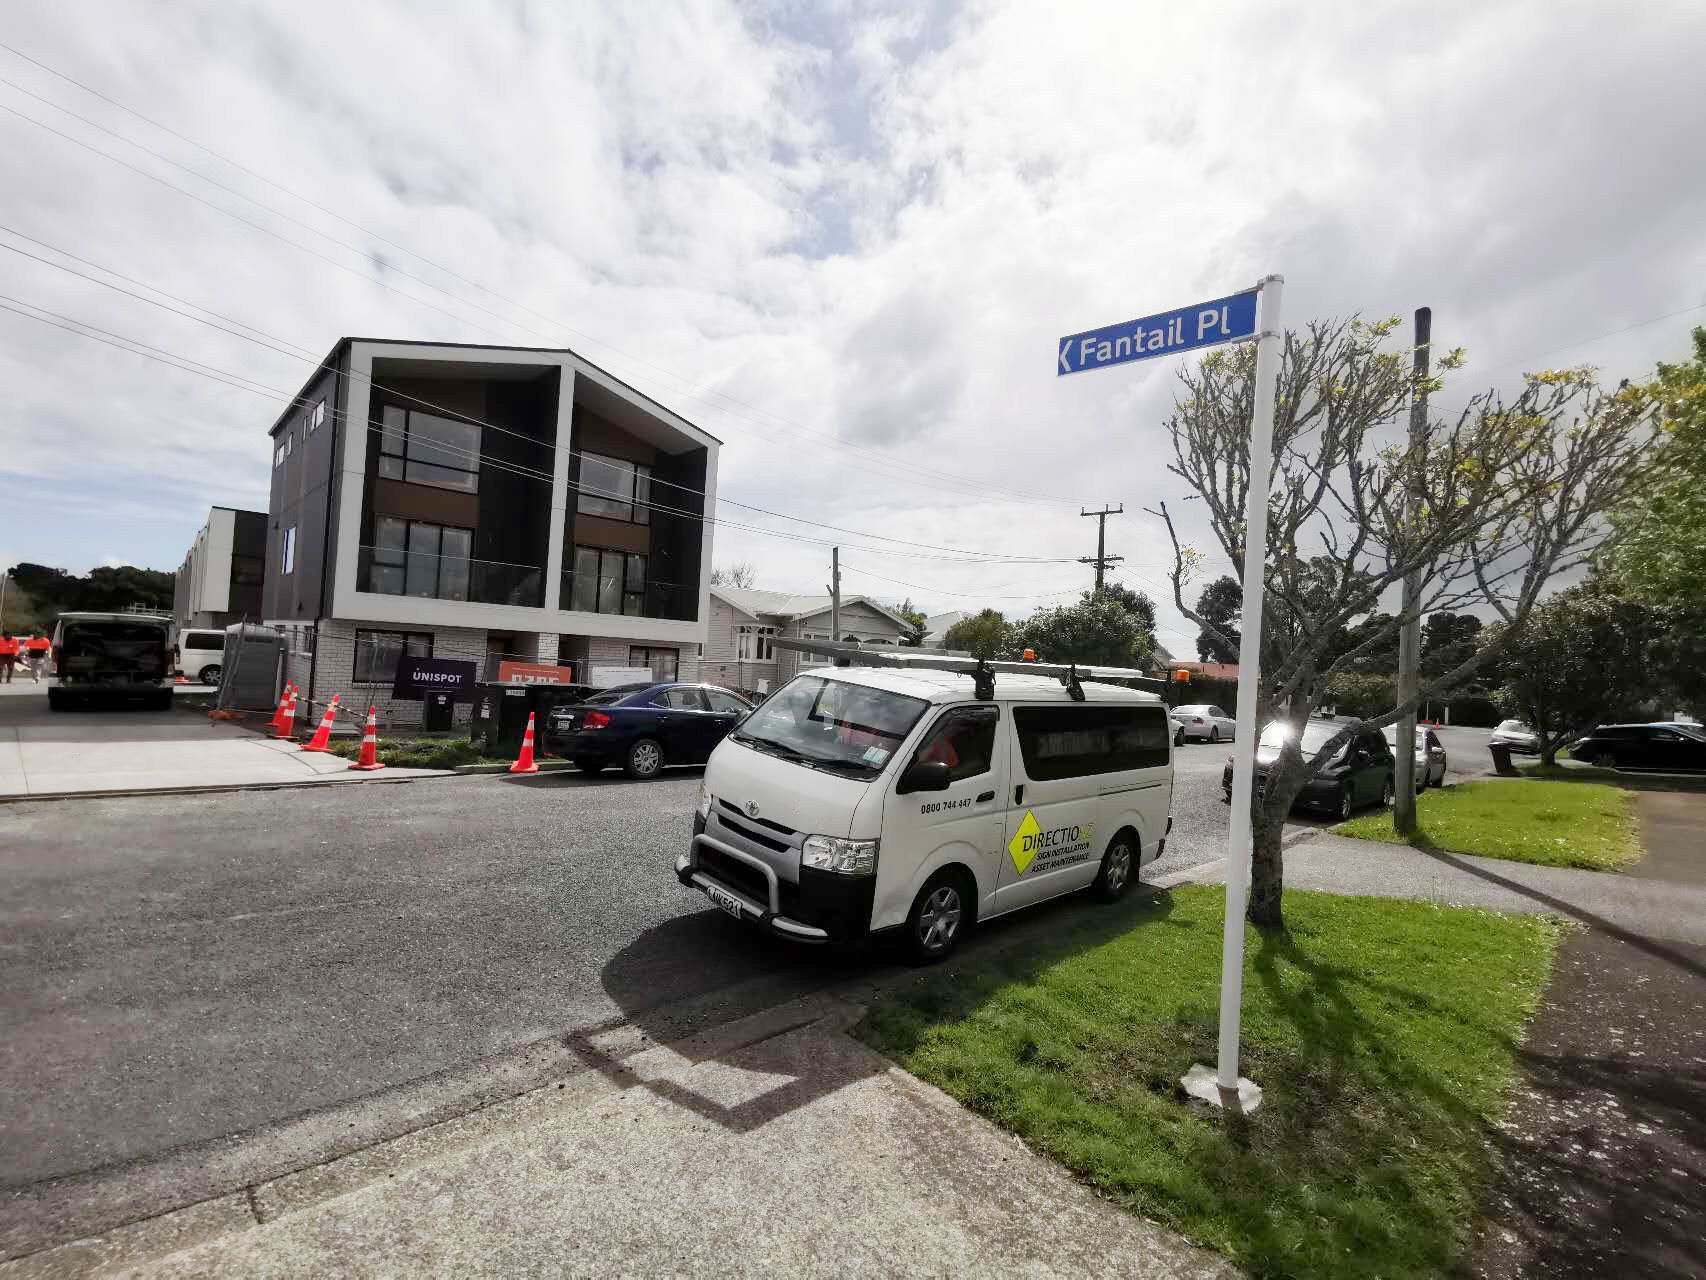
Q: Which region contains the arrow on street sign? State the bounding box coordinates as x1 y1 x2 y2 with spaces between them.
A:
1057 289 1259 376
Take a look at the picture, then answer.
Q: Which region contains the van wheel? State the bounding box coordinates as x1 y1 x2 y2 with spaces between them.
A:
198 665 222 686
151 690 175 711
904 870 972 965
625 738 663 780
47 688 67 711
1092 833 1138 901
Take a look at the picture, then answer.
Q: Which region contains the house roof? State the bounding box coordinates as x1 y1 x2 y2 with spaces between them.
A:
711 586 910 630
923 610 970 640
1168 660 1238 679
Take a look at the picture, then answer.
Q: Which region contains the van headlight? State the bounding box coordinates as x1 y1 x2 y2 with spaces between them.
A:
697 781 713 820
801 835 878 876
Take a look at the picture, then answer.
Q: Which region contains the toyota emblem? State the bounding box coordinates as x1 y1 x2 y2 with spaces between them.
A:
745 801 760 818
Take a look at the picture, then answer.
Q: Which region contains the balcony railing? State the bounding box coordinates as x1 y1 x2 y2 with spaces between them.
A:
558 570 695 622
359 546 544 608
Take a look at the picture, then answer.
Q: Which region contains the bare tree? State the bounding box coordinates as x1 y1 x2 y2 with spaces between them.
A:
1148 316 1655 926
710 562 757 589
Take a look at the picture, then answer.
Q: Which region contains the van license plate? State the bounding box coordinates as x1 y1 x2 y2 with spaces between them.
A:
707 885 745 919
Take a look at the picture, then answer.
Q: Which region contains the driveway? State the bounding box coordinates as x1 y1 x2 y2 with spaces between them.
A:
0 683 426 798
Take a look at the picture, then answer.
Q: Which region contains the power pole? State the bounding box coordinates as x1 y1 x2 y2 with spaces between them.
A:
1078 505 1124 591
827 546 841 643
1394 308 1431 834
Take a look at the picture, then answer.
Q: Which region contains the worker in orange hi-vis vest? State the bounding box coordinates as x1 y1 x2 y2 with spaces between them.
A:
25 632 51 683
0 634 18 684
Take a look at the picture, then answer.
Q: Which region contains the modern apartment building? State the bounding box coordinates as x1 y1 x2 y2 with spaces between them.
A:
262 338 717 726
173 506 267 631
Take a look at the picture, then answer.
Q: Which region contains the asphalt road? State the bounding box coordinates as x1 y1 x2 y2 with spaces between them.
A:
0 726 1494 1205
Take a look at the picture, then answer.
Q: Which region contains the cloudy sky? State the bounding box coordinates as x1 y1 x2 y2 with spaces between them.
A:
2 0 1703 653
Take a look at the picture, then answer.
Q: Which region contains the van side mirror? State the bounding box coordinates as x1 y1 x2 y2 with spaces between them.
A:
897 760 951 794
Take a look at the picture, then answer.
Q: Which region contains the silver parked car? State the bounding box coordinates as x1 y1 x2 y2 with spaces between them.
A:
1173 704 1236 744
1489 719 1539 755
1383 725 1448 788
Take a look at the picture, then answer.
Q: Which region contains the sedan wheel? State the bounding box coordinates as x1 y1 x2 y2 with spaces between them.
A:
1174 726 1185 747
906 873 968 964
626 738 664 780
1381 776 1395 808
1338 786 1354 820
1209 726 1220 744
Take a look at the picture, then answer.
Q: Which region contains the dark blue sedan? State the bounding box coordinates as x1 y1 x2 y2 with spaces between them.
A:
540 682 754 779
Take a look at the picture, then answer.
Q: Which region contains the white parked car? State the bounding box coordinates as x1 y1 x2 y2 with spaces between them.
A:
1173 704 1236 744
174 628 227 686
1489 719 1539 755
1382 725 1449 788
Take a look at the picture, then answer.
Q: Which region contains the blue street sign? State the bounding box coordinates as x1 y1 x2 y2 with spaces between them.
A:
1057 288 1259 376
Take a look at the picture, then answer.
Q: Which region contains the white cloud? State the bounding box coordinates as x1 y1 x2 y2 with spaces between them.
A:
1 0 1702 655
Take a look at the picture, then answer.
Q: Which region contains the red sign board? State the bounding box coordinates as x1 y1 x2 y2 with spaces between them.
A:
496 661 576 685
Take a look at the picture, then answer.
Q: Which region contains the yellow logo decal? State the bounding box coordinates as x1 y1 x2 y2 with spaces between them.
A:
1008 810 1042 874
1008 812 1096 876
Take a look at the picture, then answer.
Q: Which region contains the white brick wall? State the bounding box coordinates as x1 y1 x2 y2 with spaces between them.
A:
304 618 488 732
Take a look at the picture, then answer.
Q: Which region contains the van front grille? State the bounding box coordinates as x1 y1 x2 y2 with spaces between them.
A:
717 799 797 838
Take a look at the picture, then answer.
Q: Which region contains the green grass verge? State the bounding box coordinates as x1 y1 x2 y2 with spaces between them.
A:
1334 779 1640 870
855 886 1562 1280
321 738 505 769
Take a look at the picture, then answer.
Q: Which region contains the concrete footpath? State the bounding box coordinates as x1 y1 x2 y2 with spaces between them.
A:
0 684 441 799
5 997 1233 1280
1198 793 1706 1280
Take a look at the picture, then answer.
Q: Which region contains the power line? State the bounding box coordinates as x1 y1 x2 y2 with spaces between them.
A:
0 239 1084 564
0 54 1084 507
839 562 1081 601
0 296 1089 567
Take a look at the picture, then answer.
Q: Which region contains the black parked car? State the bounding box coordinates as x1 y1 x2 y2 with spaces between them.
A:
1223 719 1395 820
1570 723 1706 772
541 682 754 779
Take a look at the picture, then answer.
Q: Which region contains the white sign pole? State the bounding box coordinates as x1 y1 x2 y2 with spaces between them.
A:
1183 272 1282 1114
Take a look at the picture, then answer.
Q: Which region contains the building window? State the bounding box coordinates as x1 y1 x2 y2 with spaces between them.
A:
629 646 679 681
285 431 294 457
571 546 645 615
307 399 326 432
281 526 296 575
273 442 285 468
377 404 480 493
231 555 265 587
736 625 776 661
576 452 652 524
353 629 432 685
367 516 473 600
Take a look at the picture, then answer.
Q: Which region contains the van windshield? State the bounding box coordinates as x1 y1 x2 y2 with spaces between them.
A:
731 675 929 777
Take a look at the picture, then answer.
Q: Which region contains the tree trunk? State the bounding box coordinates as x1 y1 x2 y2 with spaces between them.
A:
1540 745 1556 767
1248 813 1286 927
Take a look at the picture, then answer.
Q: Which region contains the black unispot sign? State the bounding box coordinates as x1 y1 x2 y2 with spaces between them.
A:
392 655 478 700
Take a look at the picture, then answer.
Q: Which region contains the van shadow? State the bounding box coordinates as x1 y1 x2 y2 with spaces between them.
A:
562 883 1179 1136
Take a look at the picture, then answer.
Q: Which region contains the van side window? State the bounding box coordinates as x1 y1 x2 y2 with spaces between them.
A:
910 707 999 782
1014 704 1169 779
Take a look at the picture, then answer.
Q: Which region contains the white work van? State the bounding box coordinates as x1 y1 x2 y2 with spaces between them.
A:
676 661 1173 963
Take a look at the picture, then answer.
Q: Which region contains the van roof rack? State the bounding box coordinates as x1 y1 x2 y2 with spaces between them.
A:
771 637 1163 703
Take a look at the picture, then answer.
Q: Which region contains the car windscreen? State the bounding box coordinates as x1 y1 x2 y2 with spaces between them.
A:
1258 721 1345 760
584 684 652 706
731 675 930 777
1495 720 1529 734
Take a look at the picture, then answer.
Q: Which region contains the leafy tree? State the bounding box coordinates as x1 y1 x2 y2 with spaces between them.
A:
1091 583 1158 654
1488 590 1657 766
6 561 172 619
941 609 1009 659
1420 612 1483 679
1011 593 1152 668
894 597 929 646
709 562 757 588
1193 575 1241 661
1152 315 1656 925
1600 326 1706 601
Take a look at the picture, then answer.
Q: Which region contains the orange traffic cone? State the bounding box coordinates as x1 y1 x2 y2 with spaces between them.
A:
272 688 298 740
348 706 385 771
509 711 540 774
267 685 294 734
300 694 341 753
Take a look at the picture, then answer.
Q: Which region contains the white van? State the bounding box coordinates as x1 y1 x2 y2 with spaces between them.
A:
175 627 227 685
676 664 1173 963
